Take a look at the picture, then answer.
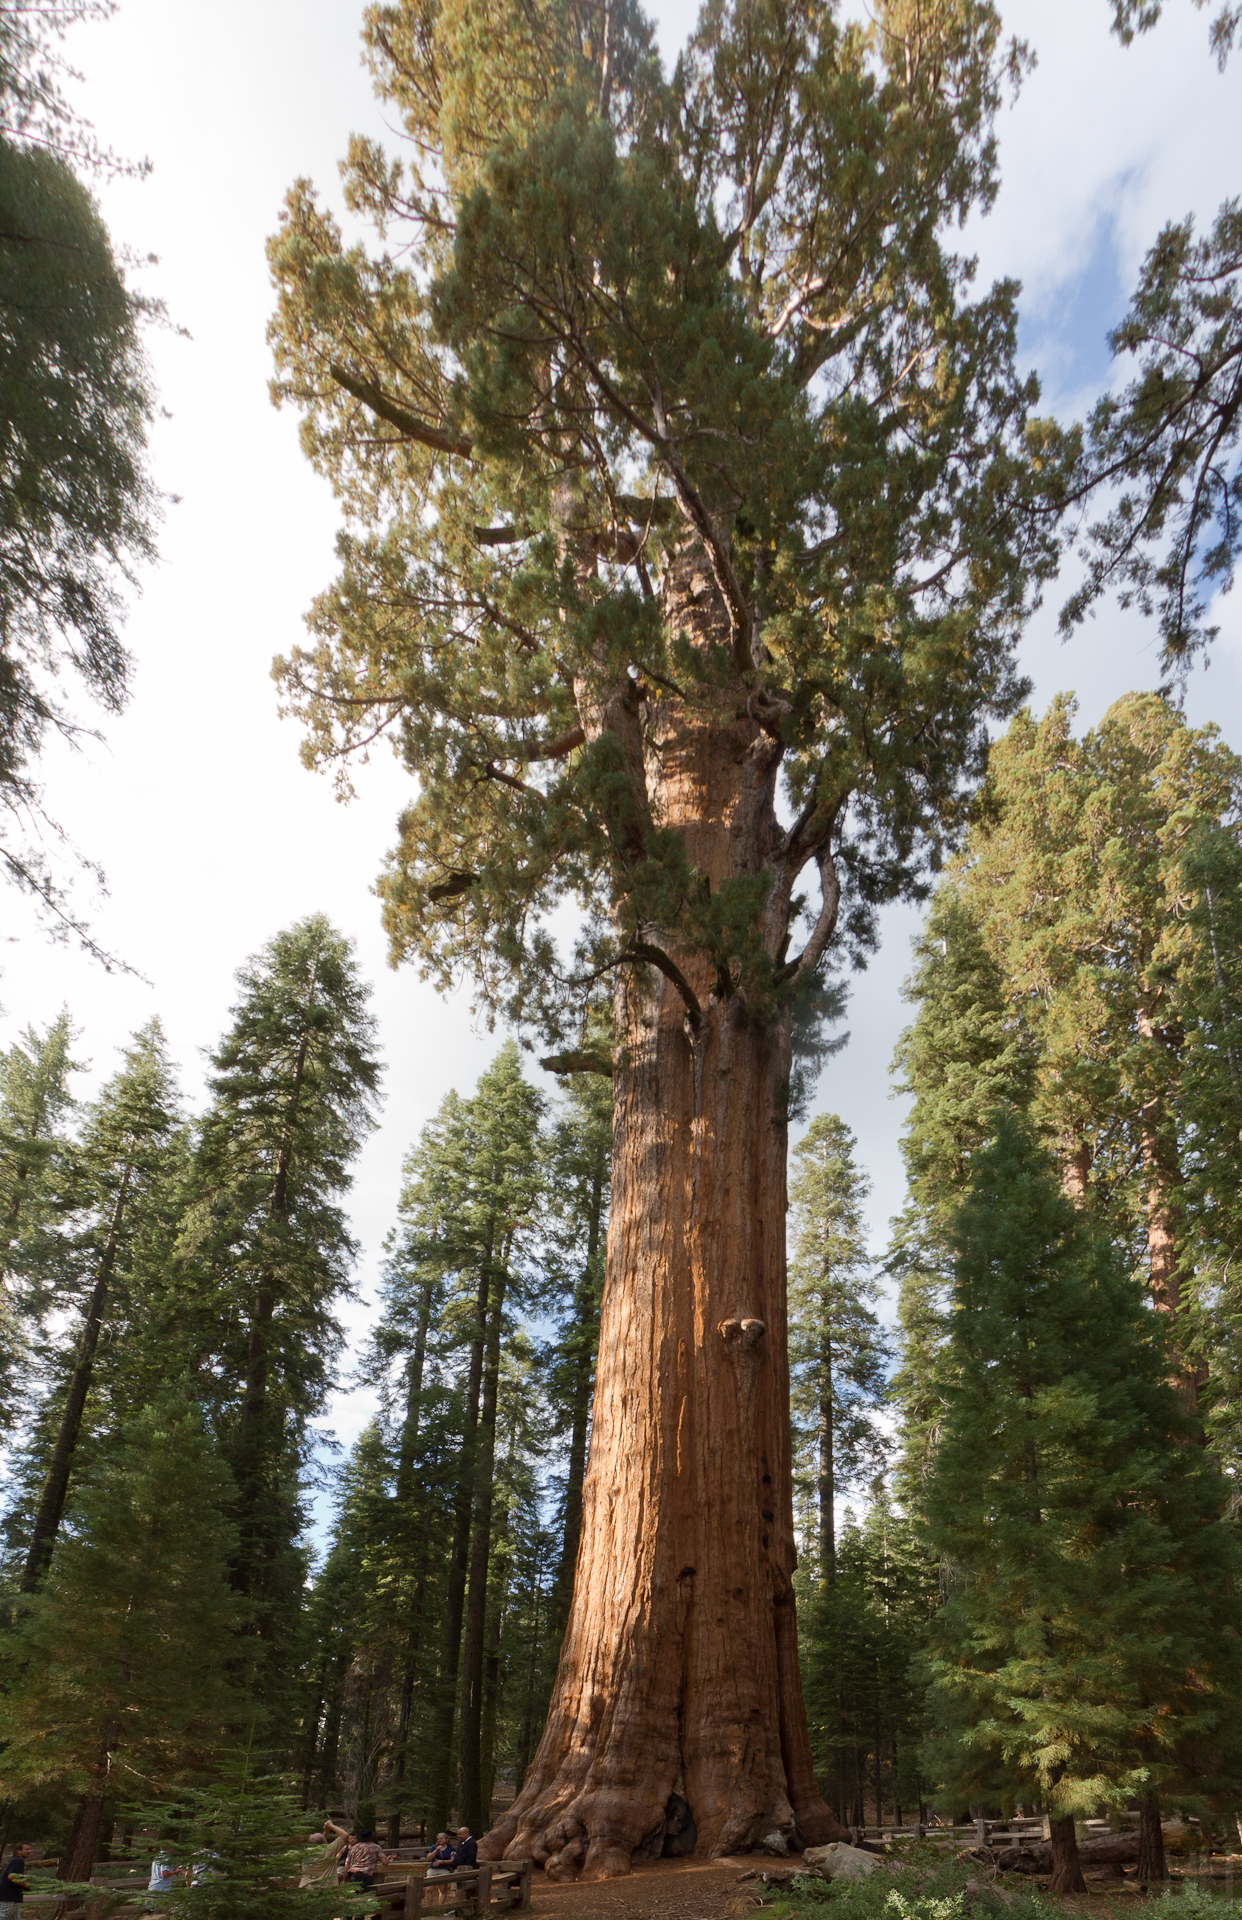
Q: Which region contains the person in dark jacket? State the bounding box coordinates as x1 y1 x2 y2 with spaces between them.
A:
0 1844 34 1916
452 1829 477 1869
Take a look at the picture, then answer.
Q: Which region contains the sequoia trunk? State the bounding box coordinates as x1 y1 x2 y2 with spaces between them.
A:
482 559 839 1874
484 974 834 1872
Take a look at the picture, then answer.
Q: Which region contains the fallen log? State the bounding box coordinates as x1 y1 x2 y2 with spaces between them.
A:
998 1835 1142 1875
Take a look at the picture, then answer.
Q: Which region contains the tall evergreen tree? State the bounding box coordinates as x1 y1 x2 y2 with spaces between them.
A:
266 0 1069 1862
538 1074 610 1637
787 1114 885 1586
20 1019 184 1590
0 1010 78 1418
0 1398 243 1879
185 915 381 1675
923 1113 1242 1893
800 1493 934 1829
0 2 157 950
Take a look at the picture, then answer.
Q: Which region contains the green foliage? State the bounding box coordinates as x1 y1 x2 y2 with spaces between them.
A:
0 1010 79 1411
801 1495 936 1823
788 1114 887 1583
766 1844 1056 1920
266 0 1069 1044
0 8 156 948
0 1398 243 1802
1069 0 1239 657
922 1112 1242 1819
130 1747 370 1920
182 914 382 1666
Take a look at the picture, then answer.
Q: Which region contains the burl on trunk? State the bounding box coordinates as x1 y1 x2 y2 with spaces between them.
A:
484 668 841 1876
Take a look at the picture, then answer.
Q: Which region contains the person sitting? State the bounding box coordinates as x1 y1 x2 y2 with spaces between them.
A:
344 1828 387 1892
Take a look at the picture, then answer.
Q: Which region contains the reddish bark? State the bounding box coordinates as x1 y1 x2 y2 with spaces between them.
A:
1047 1815 1086 1895
1136 1791 1166 1885
482 667 840 1874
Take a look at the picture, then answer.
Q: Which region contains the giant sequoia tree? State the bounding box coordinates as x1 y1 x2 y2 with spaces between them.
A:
268 0 1066 1872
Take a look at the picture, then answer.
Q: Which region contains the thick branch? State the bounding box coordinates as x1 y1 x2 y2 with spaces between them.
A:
328 363 474 461
623 940 703 1027
778 849 842 982
428 870 478 902
540 1049 615 1077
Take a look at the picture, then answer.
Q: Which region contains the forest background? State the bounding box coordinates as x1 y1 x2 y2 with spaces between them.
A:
2 0 1242 1880
2 0 1239 1532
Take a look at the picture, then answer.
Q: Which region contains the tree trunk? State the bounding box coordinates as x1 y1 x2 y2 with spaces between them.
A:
818 1322 834 1585
61 1788 108 1882
460 1246 510 1831
1136 1010 1203 1417
1048 1815 1086 1895
1137 1789 1165 1885
429 1259 489 1829
22 1168 131 1592
552 1157 605 1637
231 1025 310 1595
483 964 840 1871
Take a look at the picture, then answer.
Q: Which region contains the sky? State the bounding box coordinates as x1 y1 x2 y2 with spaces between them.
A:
3 0 1240 1495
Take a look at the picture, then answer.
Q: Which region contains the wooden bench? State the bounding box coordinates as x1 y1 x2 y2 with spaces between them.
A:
373 1860 533 1920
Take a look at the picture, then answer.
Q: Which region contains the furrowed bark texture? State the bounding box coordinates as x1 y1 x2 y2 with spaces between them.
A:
483 579 840 1873
1048 1815 1086 1895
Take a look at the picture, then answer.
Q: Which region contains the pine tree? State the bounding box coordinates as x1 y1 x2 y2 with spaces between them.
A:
185 915 381 1674
787 1115 886 1586
0 4 156 951
0 1010 78 1421
954 693 1242 1399
132 1746 370 1920
538 1074 611 1635
20 1019 184 1590
922 1113 1242 1893
800 1493 935 1828
0 1399 243 1878
888 892 1036 1501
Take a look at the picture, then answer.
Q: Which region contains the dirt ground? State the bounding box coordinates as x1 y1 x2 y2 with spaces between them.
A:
527 1855 759 1920
521 1854 1178 1920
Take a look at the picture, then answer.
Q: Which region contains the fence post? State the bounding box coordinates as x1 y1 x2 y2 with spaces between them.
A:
517 1861 532 1911
475 1864 493 1916
405 1869 425 1920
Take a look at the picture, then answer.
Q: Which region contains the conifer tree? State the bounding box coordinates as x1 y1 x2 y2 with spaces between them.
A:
538 1074 610 1634
266 0 1070 1864
787 1115 885 1586
20 1019 184 1590
0 1010 78 1418
953 693 1242 1401
0 1399 243 1879
888 892 1036 1500
0 3 157 950
923 1113 1242 1893
800 1493 934 1829
185 915 381 1667
133 1747 369 1920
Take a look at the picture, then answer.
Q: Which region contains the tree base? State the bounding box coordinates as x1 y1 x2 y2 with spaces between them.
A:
1048 1815 1087 1895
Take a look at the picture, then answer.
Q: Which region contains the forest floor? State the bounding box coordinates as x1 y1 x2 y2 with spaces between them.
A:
522 1856 1180 1917
529 1856 758 1920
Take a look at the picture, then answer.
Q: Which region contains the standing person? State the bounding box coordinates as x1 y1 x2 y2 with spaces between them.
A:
0 1843 33 1917
299 1819 350 1889
425 1831 454 1908
452 1828 477 1869
146 1849 181 1913
344 1828 387 1891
